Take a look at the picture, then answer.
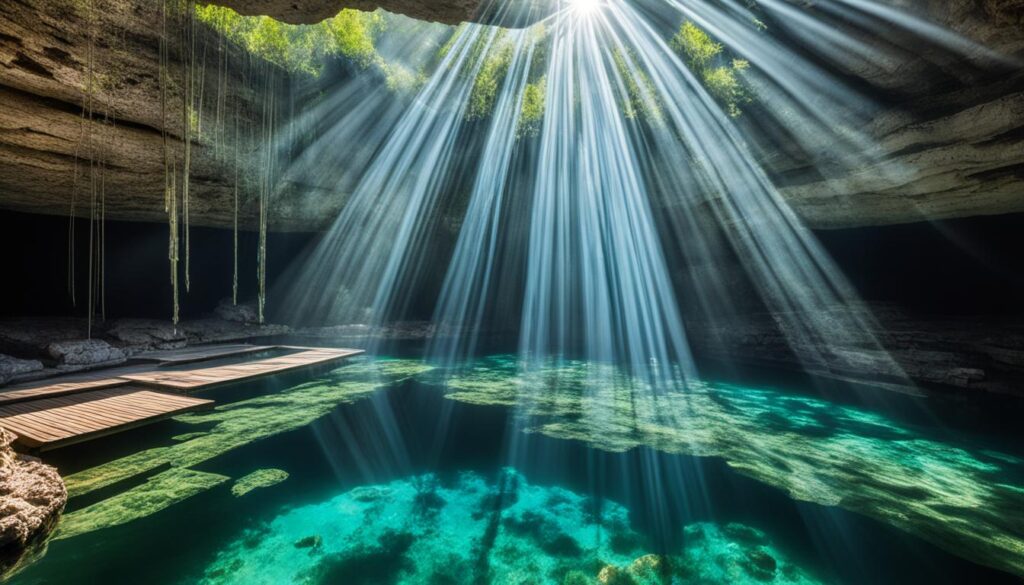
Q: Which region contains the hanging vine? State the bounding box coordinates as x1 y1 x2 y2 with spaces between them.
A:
161 0 181 325
257 65 275 324
181 0 195 293
69 0 110 338
233 92 240 305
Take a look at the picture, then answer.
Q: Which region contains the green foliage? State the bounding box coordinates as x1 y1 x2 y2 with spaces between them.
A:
670 21 722 69
669 21 752 117
322 9 383 68
194 5 385 76
435 23 467 63
466 39 514 121
379 62 424 93
611 48 662 123
516 76 546 139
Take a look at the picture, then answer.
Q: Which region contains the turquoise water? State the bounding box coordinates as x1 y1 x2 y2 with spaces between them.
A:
8 351 1024 584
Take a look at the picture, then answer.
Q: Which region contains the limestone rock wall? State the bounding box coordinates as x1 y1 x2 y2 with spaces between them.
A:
0 429 66 579
688 304 1024 396
0 0 345 232
0 0 1021 232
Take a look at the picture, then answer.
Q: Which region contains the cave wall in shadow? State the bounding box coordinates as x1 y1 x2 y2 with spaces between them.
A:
0 210 315 321
1 209 1022 323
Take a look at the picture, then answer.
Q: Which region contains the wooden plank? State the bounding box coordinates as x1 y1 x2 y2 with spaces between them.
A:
121 347 364 391
0 386 214 451
0 378 130 406
133 344 278 366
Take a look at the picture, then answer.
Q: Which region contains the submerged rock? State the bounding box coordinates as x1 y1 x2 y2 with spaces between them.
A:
429 355 1024 578
294 535 322 550
196 469 820 585
56 468 229 541
231 469 290 497
0 428 67 578
58 359 430 539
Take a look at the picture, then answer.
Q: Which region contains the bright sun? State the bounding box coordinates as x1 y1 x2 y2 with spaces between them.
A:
568 0 600 16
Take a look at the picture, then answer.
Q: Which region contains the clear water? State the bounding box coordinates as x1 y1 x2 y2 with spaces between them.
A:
9 343 1024 584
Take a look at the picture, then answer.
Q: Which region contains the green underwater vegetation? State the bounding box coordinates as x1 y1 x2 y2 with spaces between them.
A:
46 354 1024 580
231 469 290 497
57 358 431 538
423 355 1024 578
57 468 230 540
196 469 820 585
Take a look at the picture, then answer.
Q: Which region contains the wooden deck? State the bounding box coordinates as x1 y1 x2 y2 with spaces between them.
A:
0 377 130 406
121 347 363 391
133 344 277 366
0 387 213 451
0 344 363 450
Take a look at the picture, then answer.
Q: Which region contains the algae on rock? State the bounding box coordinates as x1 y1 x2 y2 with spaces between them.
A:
56 468 229 541
58 358 430 540
231 469 289 497
426 355 1024 578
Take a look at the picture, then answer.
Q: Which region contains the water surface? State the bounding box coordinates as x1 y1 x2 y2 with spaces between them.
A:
10 347 1024 584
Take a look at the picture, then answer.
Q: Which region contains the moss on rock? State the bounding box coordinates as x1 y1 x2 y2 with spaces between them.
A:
57 358 430 540
231 469 290 497
426 355 1024 578
56 468 229 540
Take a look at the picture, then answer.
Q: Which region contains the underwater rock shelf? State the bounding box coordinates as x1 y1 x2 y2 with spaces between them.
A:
0 345 364 450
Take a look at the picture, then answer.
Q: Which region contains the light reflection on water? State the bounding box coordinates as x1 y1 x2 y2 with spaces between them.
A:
9 355 1024 584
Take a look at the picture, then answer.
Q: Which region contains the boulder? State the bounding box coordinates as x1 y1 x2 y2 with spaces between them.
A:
0 428 66 578
214 298 261 324
46 339 127 367
0 355 43 386
105 319 188 350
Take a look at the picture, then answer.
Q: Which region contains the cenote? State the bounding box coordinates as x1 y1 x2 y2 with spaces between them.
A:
4 342 1022 585
0 0 1022 584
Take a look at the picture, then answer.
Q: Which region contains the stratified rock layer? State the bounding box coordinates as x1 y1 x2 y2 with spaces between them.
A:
0 0 1021 231
0 0 347 232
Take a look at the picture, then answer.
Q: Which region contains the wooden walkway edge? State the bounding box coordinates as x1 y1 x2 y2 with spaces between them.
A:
0 378 131 406
133 344 278 366
120 348 363 391
0 387 214 451
0 345 363 451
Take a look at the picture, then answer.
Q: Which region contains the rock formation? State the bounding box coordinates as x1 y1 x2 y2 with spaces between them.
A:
0 356 43 386
0 428 67 578
685 304 1024 396
0 0 1021 231
0 0 347 232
